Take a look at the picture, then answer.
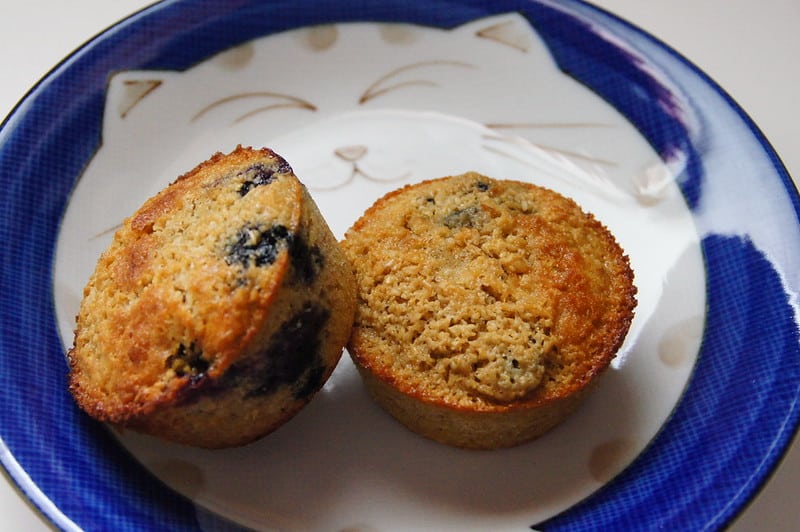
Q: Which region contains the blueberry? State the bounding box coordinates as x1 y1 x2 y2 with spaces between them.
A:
476 181 490 192
289 234 324 284
442 206 482 229
237 159 292 197
238 303 331 399
225 224 290 268
166 342 209 386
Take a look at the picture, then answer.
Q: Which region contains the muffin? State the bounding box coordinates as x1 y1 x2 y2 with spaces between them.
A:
67 146 356 448
342 173 636 449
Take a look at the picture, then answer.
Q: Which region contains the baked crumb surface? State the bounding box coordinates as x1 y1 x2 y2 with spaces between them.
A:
67 146 357 447
343 172 636 411
71 150 298 414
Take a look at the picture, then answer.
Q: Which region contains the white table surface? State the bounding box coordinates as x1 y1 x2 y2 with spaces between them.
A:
1 1 797 530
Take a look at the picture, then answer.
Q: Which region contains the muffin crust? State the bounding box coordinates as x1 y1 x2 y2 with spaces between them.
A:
342 173 636 449
68 146 356 448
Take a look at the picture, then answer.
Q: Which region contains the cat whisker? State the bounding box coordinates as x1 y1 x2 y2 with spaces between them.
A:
530 145 616 166
360 60 474 104
486 122 615 130
90 222 123 241
482 143 531 167
191 92 317 122
482 143 624 200
483 135 617 167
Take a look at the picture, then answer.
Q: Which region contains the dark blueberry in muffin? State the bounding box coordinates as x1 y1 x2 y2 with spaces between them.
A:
166 342 209 386
225 224 291 268
244 303 331 399
442 205 483 229
289 234 325 285
236 159 292 197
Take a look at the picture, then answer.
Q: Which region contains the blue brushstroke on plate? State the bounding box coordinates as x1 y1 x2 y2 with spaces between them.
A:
524 1 704 210
536 234 800 530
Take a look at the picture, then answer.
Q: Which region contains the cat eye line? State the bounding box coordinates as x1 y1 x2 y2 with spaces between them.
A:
191 92 317 123
359 60 475 104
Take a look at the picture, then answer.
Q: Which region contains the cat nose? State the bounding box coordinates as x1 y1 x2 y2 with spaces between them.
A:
334 145 367 162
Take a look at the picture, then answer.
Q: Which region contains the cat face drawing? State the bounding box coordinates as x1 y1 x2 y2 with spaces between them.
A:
59 11 702 350
84 13 687 226
52 13 706 528
59 11 703 365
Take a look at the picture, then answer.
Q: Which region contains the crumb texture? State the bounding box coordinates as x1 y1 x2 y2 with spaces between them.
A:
67 146 356 448
343 173 636 413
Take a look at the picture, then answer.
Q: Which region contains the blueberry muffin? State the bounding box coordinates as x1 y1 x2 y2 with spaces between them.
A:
68 146 356 448
342 173 636 449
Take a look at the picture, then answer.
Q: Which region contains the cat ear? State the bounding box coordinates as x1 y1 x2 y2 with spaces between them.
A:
102 70 176 141
102 71 172 138
459 13 535 53
106 71 174 119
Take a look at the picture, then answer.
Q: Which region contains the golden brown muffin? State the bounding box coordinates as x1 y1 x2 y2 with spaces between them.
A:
67 146 356 448
342 173 636 449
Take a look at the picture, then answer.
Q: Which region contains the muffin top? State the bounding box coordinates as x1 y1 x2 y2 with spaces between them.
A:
68 146 306 422
342 173 636 411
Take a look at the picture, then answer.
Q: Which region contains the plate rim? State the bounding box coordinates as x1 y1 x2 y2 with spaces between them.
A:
1 0 799 530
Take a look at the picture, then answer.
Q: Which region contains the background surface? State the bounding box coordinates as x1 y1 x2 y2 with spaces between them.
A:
1 1 797 529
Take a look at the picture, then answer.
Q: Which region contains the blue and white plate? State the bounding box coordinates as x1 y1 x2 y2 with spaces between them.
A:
1 1 798 530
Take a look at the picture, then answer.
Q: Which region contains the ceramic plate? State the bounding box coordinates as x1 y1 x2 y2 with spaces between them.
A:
1 1 798 530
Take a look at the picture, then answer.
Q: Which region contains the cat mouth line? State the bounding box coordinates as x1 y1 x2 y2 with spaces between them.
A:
310 162 411 191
